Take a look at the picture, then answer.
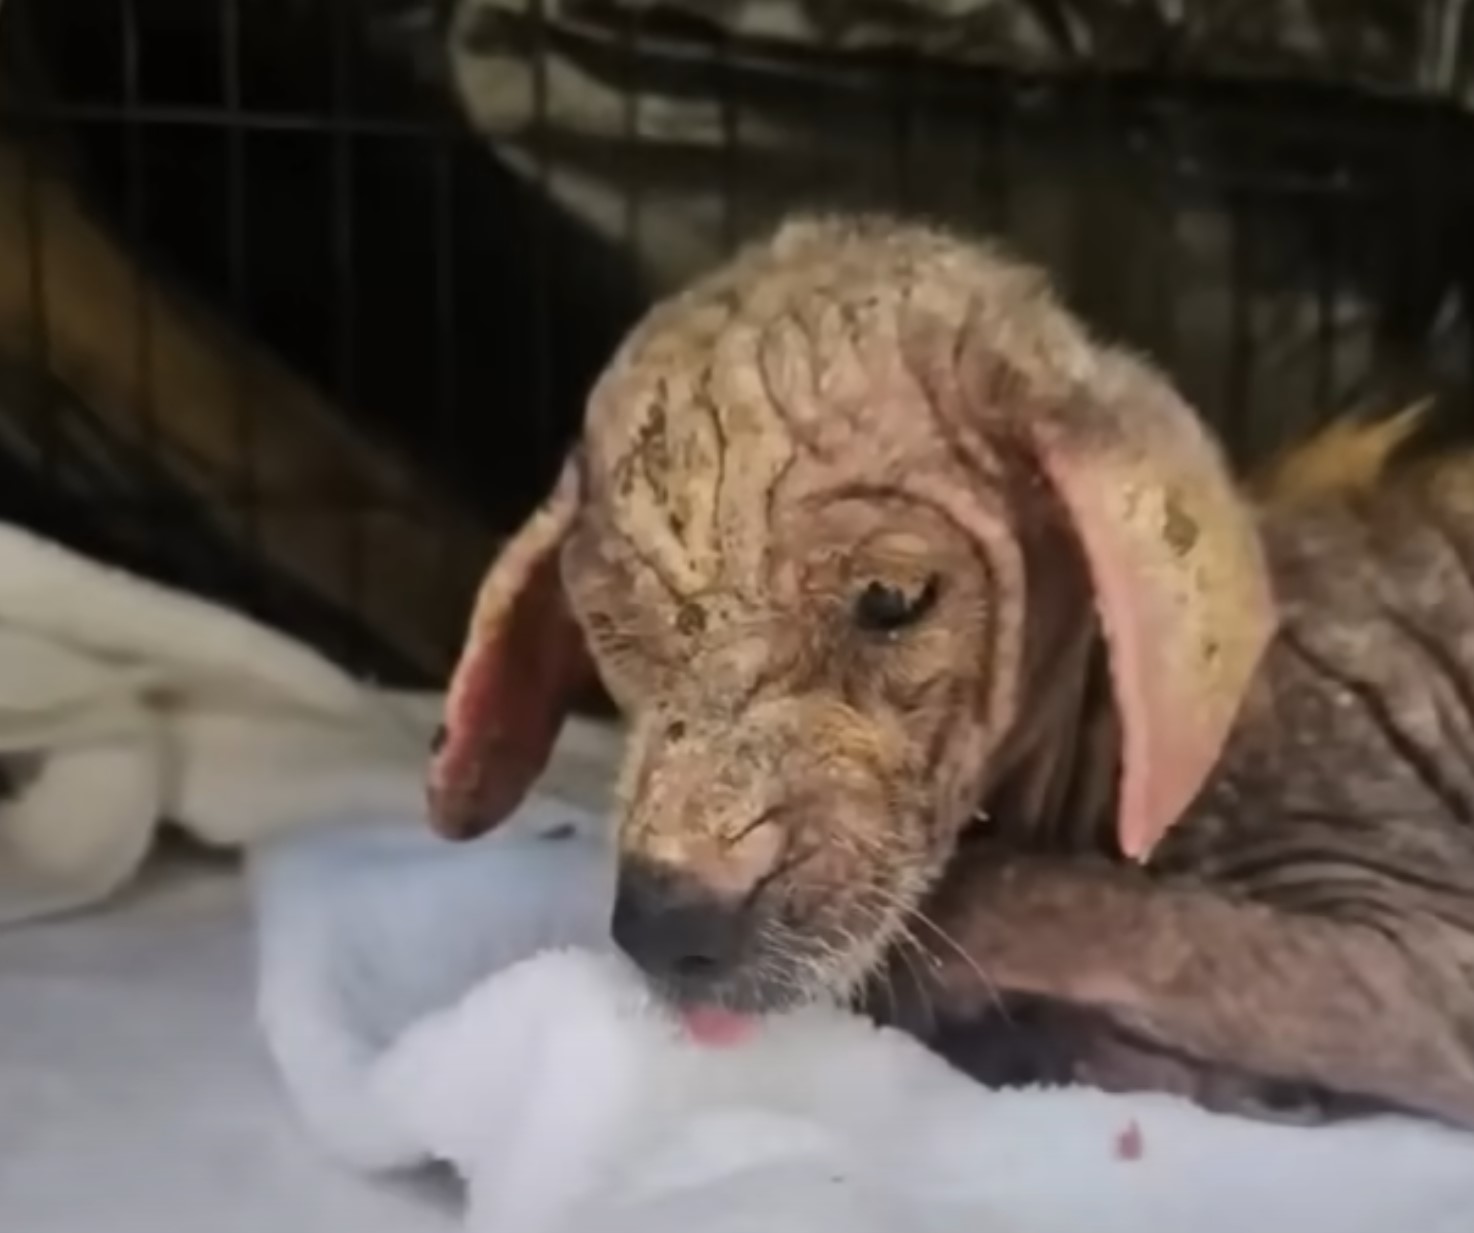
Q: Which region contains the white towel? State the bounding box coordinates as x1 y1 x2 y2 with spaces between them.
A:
0 520 451 925
0 521 622 926
249 801 1474 1233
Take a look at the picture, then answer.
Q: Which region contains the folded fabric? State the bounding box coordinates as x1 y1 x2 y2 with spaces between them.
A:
249 801 1474 1233
0 519 622 926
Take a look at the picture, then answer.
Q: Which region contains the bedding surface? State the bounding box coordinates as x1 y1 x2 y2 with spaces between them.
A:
7 808 1474 1233
0 849 450 1233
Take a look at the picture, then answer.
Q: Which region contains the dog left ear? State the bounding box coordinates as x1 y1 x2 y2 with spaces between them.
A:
962 328 1278 861
1016 351 1276 859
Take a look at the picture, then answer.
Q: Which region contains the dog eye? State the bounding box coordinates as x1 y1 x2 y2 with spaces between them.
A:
852 574 941 633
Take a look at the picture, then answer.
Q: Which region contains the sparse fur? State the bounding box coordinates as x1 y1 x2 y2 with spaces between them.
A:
1248 401 1432 508
429 214 1474 1129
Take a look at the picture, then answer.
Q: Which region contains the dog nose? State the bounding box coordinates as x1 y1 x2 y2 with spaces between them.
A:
610 861 744 987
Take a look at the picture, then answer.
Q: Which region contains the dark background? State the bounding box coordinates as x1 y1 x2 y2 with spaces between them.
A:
0 0 1468 683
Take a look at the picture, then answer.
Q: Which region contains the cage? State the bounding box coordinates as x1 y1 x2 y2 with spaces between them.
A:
0 0 1469 686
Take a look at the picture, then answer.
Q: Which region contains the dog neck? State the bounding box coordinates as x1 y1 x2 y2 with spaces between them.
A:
971 485 1122 859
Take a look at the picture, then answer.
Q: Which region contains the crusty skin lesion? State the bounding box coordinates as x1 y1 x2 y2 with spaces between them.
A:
429 213 1474 1128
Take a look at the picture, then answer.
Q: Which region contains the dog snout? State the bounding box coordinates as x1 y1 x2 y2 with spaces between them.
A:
610 859 749 992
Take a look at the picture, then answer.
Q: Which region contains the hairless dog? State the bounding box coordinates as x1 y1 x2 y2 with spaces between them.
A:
426 216 1474 1128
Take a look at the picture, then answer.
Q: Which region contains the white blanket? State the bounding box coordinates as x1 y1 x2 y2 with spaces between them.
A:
249 802 1474 1233
0 521 619 926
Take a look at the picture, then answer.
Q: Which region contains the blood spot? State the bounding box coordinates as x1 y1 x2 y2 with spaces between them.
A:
1115 1119 1144 1161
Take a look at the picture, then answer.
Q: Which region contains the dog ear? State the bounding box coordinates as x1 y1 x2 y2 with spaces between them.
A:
988 346 1277 861
426 461 599 840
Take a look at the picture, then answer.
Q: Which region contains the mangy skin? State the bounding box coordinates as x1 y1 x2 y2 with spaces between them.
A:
902 454 1474 1126
426 215 1474 1129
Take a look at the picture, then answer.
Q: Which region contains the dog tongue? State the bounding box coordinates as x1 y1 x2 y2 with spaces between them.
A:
680 1006 758 1047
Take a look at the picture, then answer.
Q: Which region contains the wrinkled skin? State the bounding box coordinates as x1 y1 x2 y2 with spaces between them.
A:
426 215 1474 1128
884 457 1474 1127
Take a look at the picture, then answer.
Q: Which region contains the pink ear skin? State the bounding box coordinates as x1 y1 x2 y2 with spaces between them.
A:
1020 359 1278 861
426 464 596 841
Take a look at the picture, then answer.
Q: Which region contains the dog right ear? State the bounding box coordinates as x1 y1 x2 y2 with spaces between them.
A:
426 461 599 840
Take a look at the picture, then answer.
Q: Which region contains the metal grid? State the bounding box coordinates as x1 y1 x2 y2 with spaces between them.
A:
0 0 1468 682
